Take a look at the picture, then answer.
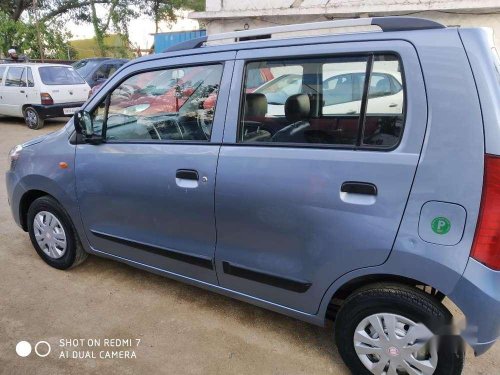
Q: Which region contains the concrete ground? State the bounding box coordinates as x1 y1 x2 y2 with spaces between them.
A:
0 117 498 375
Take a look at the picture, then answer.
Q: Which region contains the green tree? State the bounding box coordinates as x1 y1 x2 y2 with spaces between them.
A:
145 0 204 33
0 10 73 59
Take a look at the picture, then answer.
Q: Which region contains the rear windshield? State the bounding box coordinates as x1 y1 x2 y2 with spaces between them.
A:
39 66 85 85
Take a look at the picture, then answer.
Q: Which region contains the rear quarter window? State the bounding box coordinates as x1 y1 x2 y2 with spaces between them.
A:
38 66 86 85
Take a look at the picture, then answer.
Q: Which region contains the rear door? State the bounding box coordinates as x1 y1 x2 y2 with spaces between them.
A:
2 66 27 116
214 41 427 314
0 66 7 114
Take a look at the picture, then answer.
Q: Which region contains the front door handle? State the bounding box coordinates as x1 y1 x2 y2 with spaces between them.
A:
176 169 199 181
20 90 25 93
341 182 377 196
176 169 199 189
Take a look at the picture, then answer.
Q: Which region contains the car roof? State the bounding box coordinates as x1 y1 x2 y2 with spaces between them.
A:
77 58 128 62
124 17 449 68
0 63 72 68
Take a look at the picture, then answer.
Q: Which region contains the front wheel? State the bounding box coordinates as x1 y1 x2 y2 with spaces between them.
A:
27 196 88 269
23 106 44 130
334 283 464 375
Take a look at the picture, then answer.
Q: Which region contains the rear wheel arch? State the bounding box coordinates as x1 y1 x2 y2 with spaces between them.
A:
325 274 446 321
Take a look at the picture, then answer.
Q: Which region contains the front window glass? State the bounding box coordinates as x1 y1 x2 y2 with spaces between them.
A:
39 66 86 85
93 64 223 142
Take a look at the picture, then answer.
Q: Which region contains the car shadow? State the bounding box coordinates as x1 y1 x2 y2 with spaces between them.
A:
73 253 344 366
0 116 68 130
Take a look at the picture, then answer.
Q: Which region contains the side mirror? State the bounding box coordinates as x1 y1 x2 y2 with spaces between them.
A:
74 110 102 144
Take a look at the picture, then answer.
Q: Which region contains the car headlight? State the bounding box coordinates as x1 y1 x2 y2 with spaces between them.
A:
8 144 23 170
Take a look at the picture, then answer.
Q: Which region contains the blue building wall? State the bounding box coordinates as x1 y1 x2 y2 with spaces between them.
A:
154 30 207 53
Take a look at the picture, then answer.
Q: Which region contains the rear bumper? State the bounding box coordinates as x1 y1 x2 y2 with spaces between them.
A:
31 102 84 119
449 258 500 356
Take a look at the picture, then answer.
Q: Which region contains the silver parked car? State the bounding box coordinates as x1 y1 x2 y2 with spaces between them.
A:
6 17 500 375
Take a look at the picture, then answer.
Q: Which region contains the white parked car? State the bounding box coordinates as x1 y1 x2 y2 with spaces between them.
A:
0 63 90 129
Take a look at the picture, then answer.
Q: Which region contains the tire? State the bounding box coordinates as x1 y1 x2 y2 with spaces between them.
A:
23 106 45 130
335 283 464 375
27 196 88 270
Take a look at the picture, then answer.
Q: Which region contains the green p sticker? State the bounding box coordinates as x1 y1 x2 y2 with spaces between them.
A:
431 217 451 235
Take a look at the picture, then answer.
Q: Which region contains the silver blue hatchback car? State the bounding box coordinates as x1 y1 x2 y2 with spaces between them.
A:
6 17 500 375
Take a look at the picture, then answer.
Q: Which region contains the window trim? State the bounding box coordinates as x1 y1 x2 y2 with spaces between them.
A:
93 61 226 145
236 51 406 152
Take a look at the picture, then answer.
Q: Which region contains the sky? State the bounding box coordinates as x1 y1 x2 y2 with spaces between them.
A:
67 9 200 49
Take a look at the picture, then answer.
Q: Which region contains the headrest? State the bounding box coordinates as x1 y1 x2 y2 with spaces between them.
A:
285 94 310 122
245 93 268 118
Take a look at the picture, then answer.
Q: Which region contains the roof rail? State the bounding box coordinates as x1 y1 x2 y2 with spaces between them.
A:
165 16 445 52
165 36 208 52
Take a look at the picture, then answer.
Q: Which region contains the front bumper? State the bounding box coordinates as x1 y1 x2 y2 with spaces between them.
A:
31 102 85 119
449 258 500 356
5 170 23 229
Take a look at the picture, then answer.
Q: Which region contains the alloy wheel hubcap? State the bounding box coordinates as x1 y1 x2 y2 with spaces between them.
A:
353 313 437 375
33 211 67 259
26 110 37 127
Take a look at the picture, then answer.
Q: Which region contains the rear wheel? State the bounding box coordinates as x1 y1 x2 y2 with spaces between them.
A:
23 106 44 130
334 283 464 375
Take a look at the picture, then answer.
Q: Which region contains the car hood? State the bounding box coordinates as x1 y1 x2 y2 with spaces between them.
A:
22 134 50 148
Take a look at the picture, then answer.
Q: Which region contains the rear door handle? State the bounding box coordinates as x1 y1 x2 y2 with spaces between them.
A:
20 90 25 93
389 103 398 108
340 182 377 206
341 182 377 196
176 169 199 181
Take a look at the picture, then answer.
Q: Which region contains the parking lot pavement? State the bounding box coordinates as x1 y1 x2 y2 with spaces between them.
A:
0 117 498 374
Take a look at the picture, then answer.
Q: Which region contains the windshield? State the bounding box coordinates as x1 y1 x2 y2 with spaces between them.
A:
39 66 86 85
72 60 100 78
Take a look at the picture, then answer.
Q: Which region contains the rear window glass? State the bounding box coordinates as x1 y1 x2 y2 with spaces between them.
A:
239 54 405 149
39 66 85 85
5 67 25 87
0 66 6 85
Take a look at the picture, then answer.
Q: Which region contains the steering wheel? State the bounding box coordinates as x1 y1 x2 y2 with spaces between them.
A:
150 117 184 140
197 109 213 139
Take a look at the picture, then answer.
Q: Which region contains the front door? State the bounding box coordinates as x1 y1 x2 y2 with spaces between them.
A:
215 41 427 314
75 54 235 284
